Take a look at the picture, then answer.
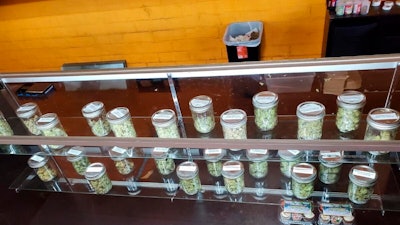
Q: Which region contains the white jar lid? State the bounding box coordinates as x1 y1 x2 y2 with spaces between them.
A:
349 165 377 186
176 161 199 179
84 162 107 180
66 146 85 162
221 160 244 179
16 102 39 118
27 152 49 168
151 147 170 159
106 107 131 124
189 95 213 113
296 101 325 120
252 91 278 109
337 91 366 109
151 109 176 127
204 148 226 162
366 108 400 130
319 151 343 167
291 163 317 183
220 109 247 128
108 146 130 161
82 101 105 118
246 149 269 161
278 150 304 160
35 113 60 130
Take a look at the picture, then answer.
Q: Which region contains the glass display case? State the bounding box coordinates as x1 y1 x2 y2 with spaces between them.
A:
1 54 400 220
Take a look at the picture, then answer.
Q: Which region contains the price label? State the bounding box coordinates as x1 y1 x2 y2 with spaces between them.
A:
353 169 376 179
321 151 342 159
153 112 173 120
370 113 399 121
153 147 169 153
341 94 364 103
299 103 323 114
31 155 45 162
222 113 244 121
205 149 222 155
255 96 275 104
249 149 268 155
179 165 197 172
191 99 210 107
223 165 241 171
111 109 126 118
288 150 300 155
112 146 127 154
293 166 313 175
38 117 55 123
67 148 82 156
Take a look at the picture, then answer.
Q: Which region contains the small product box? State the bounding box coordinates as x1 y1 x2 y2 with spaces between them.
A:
279 199 315 224
317 202 354 225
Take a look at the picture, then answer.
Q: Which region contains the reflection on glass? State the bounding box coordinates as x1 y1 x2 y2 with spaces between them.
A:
162 175 179 196
252 180 267 201
212 176 227 199
126 176 141 195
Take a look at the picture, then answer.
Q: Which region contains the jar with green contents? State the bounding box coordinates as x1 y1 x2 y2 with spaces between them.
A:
27 152 58 182
82 101 111 137
151 109 180 138
296 101 325 140
189 95 215 133
151 147 176 175
35 113 68 150
364 108 400 155
220 109 247 140
348 165 377 204
336 91 366 133
84 162 112 194
177 161 202 195
66 146 91 176
16 102 42 135
0 110 13 136
246 149 269 179
222 160 245 194
291 163 316 199
278 150 304 178
318 151 343 184
106 107 137 137
109 146 134 175
204 148 226 177
252 91 278 131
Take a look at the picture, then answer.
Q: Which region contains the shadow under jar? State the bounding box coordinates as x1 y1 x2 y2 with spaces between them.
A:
291 163 317 200
348 165 377 204
16 102 42 135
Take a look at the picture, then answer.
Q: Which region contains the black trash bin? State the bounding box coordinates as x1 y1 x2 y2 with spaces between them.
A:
223 21 263 62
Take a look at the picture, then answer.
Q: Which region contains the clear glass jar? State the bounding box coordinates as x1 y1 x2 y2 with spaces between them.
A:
246 149 269 179
106 107 137 137
364 108 400 155
252 91 278 131
66 146 91 176
220 109 247 139
204 148 226 177
278 150 304 178
291 163 316 199
222 160 245 194
35 113 68 150
176 161 202 195
189 95 215 133
151 147 176 175
109 146 134 175
151 109 180 138
348 165 377 204
82 101 111 137
318 151 343 184
0 110 13 136
27 152 58 182
84 162 112 194
296 101 325 140
16 102 42 135
336 91 366 133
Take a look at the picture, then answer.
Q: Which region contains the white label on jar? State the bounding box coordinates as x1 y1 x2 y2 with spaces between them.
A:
179 165 197 172
249 149 268 155
112 146 127 154
370 113 399 121
86 102 101 112
31 155 45 162
353 169 376 179
18 105 35 111
87 166 103 173
37 117 55 123
288 150 300 155
191 99 210 107
111 109 126 118
153 147 169 153
293 166 313 174
299 103 322 114
205 149 222 154
223 165 241 171
321 151 342 159
153 112 173 120
67 148 82 156
256 96 275 104
222 113 244 121
341 94 364 103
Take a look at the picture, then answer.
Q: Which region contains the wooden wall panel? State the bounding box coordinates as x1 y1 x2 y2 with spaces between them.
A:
0 0 326 72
